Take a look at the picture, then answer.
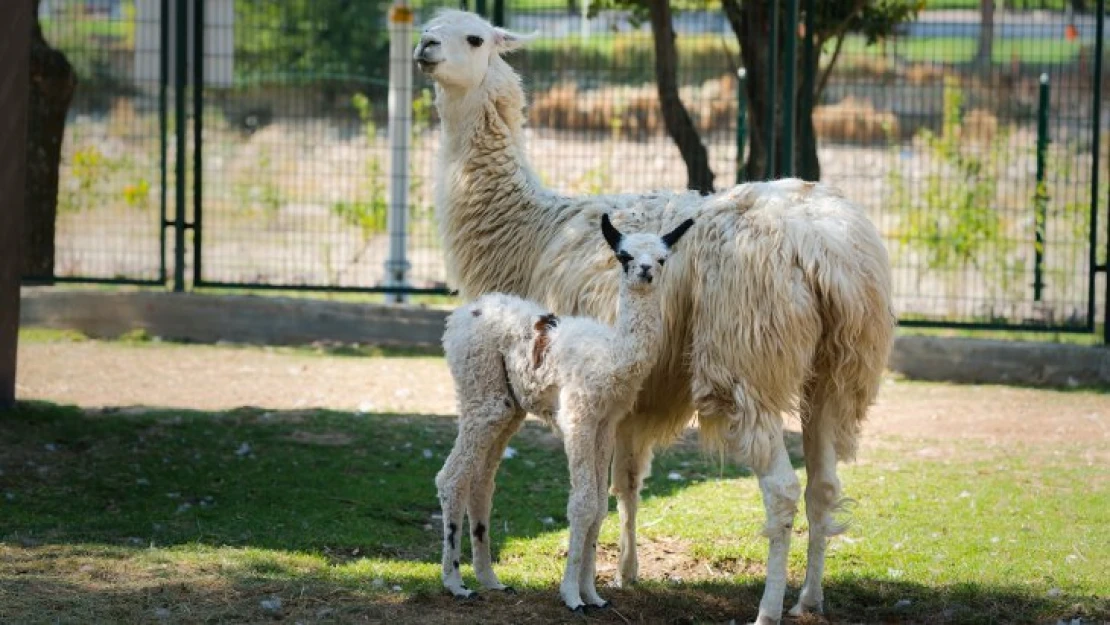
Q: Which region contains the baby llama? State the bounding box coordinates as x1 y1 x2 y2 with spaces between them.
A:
437 214 694 612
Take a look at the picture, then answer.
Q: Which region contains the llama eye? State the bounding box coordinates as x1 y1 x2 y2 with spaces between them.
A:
466 35 484 47
616 252 632 264
658 258 665 266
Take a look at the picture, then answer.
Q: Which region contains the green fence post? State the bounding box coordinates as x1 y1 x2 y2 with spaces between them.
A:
476 0 487 18
800 0 815 180
780 0 798 178
736 67 747 184
193 0 204 286
492 0 505 26
159 0 169 284
1033 73 1049 302
173 0 187 292
765 0 779 180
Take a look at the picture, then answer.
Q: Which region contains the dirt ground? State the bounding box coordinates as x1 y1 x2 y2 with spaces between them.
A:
16 339 1109 459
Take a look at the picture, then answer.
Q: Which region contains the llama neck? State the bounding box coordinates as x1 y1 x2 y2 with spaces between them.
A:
610 281 663 380
434 58 558 299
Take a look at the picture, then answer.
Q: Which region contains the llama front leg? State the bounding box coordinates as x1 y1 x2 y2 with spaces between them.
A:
749 422 800 625
467 403 525 592
578 419 617 608
560 419 602 612
610 421 652 587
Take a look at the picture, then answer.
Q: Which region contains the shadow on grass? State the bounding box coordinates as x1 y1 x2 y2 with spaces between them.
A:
1 566 1104 624
2 402 1107 623
0 401 775 561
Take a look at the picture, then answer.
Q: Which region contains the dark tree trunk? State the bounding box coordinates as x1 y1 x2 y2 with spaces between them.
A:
645 0 715 193
24 0 76 280
977 0 994 66
2 0 33 409
724 0 820 182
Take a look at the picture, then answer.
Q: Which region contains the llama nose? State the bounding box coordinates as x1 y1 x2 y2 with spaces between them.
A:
414 38 439 60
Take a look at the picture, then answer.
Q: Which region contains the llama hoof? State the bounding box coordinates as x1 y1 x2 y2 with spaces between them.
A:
452 590 480 601
499 586 517 595
568 605 587 617
788 600 823 617
587 600 611 611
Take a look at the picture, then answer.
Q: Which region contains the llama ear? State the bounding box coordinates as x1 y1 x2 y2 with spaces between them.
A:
493 27 536 54
661 218 695 249
600 213 623 254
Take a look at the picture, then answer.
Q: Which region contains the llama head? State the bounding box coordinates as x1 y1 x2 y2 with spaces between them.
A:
414 10 533 92
601 213 695 288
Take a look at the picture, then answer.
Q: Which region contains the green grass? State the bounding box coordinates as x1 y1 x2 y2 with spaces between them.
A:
843 35 1090 65
1 401 1106 623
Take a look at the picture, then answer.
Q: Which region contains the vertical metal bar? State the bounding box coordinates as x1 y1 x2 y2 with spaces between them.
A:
492 0 505 27
476 0 487 18
765 0 779 180
1090 0 1104 334
1102 1 1110 343
780 0 798 177
736 67 747 184
159 0 169 284
386 4 414 302
1033 73 1049 302
193 0 204 285
173 0 187 292
800 0 816 180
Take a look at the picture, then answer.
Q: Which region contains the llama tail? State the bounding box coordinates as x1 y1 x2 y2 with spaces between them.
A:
804 231 895 461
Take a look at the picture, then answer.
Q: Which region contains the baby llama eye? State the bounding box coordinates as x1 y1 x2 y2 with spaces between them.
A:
466 35 484 47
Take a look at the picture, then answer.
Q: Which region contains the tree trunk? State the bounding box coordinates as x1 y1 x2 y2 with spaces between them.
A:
2 0 33 409
724 0 820 183
24 0 76 280
645 0 715 193
977 0 994 66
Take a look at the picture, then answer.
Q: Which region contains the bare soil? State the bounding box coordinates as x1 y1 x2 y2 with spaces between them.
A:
16 339 1109 459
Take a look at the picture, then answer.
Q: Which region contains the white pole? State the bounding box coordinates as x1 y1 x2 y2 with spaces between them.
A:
580 0 590 40
386 3 413 303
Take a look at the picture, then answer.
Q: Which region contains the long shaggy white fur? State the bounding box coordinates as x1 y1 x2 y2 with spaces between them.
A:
437 217 693 611
417 10 895 624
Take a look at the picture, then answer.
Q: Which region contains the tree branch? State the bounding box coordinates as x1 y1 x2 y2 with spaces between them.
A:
645 0 714 193
814 0 866 103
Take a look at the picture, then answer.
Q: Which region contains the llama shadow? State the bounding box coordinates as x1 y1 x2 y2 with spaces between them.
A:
1 401 792 562
3 567 1104 624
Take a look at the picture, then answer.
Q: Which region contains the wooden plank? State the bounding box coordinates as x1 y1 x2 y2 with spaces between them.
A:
0 1 32 409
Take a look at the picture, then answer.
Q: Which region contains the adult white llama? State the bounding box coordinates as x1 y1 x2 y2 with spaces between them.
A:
416 10 895 623
438 214 695 612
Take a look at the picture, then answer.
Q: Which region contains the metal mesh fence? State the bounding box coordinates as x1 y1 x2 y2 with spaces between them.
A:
34 0 1110 333
40 0 165 283
819 9 1108 329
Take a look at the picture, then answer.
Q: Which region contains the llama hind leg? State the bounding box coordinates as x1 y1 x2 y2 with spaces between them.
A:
719 386 800 625
610 421 653 587
791 384 856 617
753 426 800 625
436 417 483 598
788 420 841 616
467 402 525 592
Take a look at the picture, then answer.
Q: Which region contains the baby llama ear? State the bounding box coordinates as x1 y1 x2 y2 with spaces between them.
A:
661 218 695 249
600 213 624 254
493 27 537 54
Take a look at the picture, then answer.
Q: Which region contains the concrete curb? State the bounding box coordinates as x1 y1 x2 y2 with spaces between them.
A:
20 290 1110 388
